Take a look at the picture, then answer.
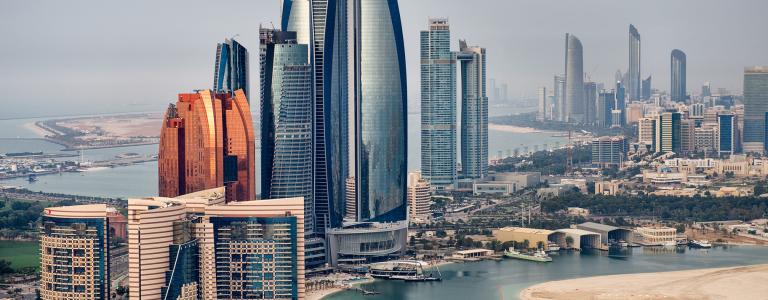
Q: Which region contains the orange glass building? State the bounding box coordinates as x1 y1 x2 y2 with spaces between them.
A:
159 89 255 202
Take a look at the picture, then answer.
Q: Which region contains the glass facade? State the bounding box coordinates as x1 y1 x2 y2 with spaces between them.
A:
211 217 299 300
597 91 615 128
354 0 408 222
420 18 457 189
719 114 734 156
161 239 200 300
743 67 768 152
628 25 641 100
214 39 250 101
553 75 565 122
671 49 687 102
458 40 488 180
565 33 584 123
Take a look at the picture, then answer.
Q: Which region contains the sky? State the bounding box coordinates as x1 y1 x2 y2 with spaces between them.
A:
1 0 767 119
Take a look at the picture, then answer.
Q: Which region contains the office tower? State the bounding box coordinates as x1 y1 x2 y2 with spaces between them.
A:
458 40 488 179
40 204 112 299
352 0 408 223
420 18 457 189
671 49 687 102
591 136 627 167
158 89 255 202
554 75 566 121
597 90 615 128
344 177 356 219
611 110 623 128
282 0 349 231
638 117 656 149
628 24 641 100
564 33 585 123
626 102 644 124
537 87 547 121
260 29 316 235
128 187 306 300
694 124 718 154
407 172 431 223
691 103 705 118
742 67 768 153
642 76 652 100
680 119 695 155
615 81 626 125
656 111 681 153
584 82 597 124
547 95 556 120
214 38 250 101
702 81 712 97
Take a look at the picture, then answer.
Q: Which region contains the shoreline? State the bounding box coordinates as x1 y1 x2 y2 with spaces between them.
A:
488 123 565 135
310 278 375 300
520 263 768 300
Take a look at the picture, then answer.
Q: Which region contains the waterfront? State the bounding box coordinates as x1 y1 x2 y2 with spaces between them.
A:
0 112 565 198
324 246 768 300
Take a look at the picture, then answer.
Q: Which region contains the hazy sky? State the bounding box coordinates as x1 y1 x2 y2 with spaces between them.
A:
1 0 767 119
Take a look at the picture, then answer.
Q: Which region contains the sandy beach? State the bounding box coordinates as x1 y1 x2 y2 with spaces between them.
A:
521 264 768 300
307 287 344 300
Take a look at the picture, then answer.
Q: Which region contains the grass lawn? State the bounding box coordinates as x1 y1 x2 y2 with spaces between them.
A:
0 240 39 270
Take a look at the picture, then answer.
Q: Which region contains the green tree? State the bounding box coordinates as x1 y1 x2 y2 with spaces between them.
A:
565 236 574 248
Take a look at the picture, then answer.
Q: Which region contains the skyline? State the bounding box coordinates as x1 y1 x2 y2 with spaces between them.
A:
2 0 768 119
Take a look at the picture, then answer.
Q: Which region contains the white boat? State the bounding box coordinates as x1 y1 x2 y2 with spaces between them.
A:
504 248 552 262
689 240 712 249
546 242 561 252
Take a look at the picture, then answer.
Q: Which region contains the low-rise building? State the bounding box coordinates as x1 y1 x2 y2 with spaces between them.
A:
451 249 494 259
492 227 564 250
595 180 622 196
635 226 676 245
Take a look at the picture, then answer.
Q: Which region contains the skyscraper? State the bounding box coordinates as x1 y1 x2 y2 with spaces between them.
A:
743 67 768 153
565 33 584 123
458 40 488 179
642 75 652 100
615 81 626 126
40 204 113 300
628 24 641 101
597 90 615 128
260 29 316 236
671 49 687 102
282 0 349 231
656 111 681 154
591 136 627 168
537 87 547 121
420 18 457 189
554 75 565 121
719 113 735 156
352 0 408 223
214 38 250 101
158 89 255 202
407 171 431 223
584 82 597 124
127 187 306 300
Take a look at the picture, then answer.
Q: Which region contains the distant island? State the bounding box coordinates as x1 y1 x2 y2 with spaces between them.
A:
33 113 162 150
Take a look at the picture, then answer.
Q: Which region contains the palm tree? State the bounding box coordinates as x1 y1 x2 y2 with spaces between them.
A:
565 236 574 249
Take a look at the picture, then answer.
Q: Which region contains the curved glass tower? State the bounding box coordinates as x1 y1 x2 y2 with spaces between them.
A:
214 39 250 101
565 33 584 123
628 25 641 101
353 0 407 222
671 49 687 102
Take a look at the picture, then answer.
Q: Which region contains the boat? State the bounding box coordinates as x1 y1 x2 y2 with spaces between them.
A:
27 174 38 182
689 240 712 249
504 248 552 262
369 260 442 281
546 242 561 252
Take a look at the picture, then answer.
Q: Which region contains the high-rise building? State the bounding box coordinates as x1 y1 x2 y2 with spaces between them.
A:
671 49 687 102
702 81 712 97
537 87 547 121
638 117 656 150
642 75 652 100
742 67 768 153
128 187 306 300
680 119 695 155
214 38 250 101
554 75 566 121
656 111 681 153
694 124 718 154
282 0 349 231
260 29 316 236
597 90 615 128
584 82 597 124
591 136 627 168
407 172 431 223
158 89 255 202
40 204 113 299
564 33 585 123
458 40 488 179
628 24 641 100
615 81 626 126
420 18 457 189
352 0 408 223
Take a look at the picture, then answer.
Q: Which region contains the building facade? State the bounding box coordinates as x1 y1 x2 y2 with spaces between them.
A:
628 24 641 101
597 90 615 127
537 86 547 121
158 89 255 202
458 40 488 179
420 18 457 189
656 111 681 154
743 67 768 153
40 204 112 300
214 38 250 101
554 75 566 122
407 172 431 223
591 136 628 167
671 49 687 102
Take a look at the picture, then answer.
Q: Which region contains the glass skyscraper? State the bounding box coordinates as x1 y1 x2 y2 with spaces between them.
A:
554 75 565 121
743 67 768 153
353 0 408 222
282 0 349 231
671 49 687 102
719 113 735 156
420 18 457 189
565 33 584 123
457 40 488 179
628 24 641 101
214 38 250 101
